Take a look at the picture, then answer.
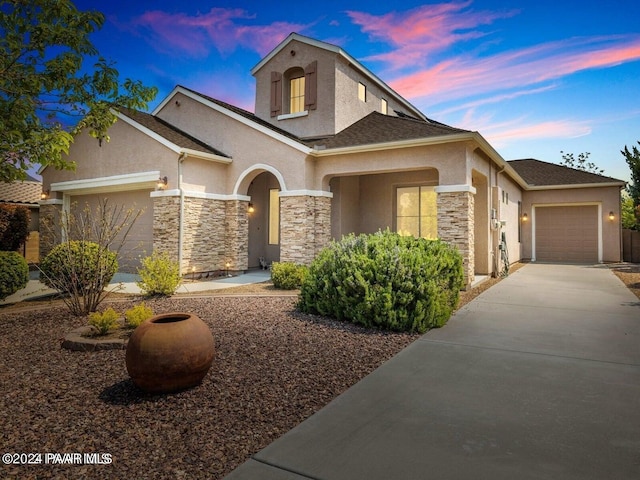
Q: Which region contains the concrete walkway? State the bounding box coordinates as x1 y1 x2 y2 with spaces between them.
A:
0 269 272 305
225 264 640 480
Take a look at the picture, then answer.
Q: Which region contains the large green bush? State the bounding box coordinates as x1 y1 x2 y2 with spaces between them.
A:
136 251 181 296
40 241 118 315
0 251 29 300
271 262 307 289
298 230 464 333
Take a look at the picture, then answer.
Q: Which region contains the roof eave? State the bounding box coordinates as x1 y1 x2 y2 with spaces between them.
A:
525 181 626 190
180 148 232 164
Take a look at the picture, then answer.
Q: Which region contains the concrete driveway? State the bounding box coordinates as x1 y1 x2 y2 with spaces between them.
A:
226 264 640 480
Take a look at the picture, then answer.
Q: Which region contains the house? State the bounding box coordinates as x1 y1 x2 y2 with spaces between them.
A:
40 33 625 286
0 174 42 263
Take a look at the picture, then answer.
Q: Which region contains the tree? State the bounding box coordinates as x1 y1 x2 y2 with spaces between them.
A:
559 151 604 175
621 141 640 227
0 204 29 251
0 0 158 182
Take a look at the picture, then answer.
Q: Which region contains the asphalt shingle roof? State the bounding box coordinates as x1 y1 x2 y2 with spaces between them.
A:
316 112 469 150
118 107 229 158
0 180 42 205
508 159 625 186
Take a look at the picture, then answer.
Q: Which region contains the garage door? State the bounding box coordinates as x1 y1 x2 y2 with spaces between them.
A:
535 205 598 263
70 190 153 273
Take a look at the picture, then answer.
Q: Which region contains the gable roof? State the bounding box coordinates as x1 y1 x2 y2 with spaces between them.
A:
508 159 625 187
251 32 427 122
117 107 229 158
0 179 41 205
315 112 470 150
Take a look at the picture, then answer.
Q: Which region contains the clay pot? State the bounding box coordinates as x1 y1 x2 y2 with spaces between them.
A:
126 312 215 393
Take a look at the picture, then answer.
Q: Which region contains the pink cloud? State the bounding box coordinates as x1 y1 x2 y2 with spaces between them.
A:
389 36 640 105
131 8 307 58
347 1 518 68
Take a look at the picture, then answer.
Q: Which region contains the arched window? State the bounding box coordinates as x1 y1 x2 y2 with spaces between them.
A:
270 61 317 117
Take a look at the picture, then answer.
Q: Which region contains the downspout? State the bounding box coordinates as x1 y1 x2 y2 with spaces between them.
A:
178 152 188 275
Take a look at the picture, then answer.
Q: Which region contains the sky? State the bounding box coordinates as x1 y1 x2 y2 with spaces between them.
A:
70 0 640 182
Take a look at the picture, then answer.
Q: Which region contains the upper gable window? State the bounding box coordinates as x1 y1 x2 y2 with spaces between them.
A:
358 83 367 102
271 62 317 119
290 75 305 114
381 98 388 114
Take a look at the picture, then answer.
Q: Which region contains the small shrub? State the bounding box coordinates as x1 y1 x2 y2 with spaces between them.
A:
136 251 181 296
88 307 120 335
40 240 118 315
0 251 29 300
125 303 154 328
271 262 307 289
298 230 464 333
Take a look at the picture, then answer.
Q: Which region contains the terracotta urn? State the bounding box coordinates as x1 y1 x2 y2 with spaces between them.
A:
126 312 215 393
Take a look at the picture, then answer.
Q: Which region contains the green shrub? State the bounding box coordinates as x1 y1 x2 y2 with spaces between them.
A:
40 241 118 297
124 302 154 328
0 251 29 300
271 262 307 289
88 307 120 335
136 251 181 296
298 230 464 333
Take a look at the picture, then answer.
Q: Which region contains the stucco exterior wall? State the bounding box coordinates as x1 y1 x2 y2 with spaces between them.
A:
41 120 178 194
521 186 622 262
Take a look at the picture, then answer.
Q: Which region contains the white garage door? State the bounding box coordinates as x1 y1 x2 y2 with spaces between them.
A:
70 190 153 272
535 205 598 263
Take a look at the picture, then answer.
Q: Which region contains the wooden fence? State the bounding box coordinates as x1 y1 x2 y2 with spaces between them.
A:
622 229 640 263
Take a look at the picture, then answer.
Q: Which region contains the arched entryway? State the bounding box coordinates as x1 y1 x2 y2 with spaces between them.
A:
246 171 282 269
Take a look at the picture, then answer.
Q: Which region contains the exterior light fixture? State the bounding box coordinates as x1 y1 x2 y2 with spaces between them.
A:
522 213 528 221
40 189 49 200
225 261 231 277
608 211 615 221
157 176 168 190
248 203 255 213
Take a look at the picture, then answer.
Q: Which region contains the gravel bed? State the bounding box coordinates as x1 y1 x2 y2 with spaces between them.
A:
0 296 419 479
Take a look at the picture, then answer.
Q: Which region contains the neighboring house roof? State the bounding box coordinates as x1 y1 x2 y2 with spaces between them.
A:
251 32 427 122
316 112 470 150
509 159 625 187
118 107 229 158
0 180 42 205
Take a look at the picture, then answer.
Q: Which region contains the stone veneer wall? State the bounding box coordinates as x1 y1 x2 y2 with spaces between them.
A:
39 202 62 261
437 191 475 286
224 200 249 271
154 195 248 274
280 195 332 265
153 195 180 264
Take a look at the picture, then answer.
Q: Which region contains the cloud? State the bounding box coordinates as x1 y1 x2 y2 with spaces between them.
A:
347 1 518 69
389 35 640 105
130 8 307 58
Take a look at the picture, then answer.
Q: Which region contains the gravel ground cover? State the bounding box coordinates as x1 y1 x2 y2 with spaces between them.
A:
0 295 418 479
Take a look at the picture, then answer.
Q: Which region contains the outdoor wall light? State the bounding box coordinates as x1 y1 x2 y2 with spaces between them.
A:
522 213 528 221
40 189 49 200
609 211 615 221
157 176 168 190
248 203 255 213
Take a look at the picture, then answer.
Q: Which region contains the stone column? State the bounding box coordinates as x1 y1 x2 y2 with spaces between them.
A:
181 197 226 273
224 199 249 272
280 194 332 265
39 200 63 260
436 188 475 287
152 194 180 264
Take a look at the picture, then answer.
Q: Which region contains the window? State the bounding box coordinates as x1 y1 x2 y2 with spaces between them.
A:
269 189 280 245
290 76 305 114
381 98 388 114
396 186 437 239
358 82 367 102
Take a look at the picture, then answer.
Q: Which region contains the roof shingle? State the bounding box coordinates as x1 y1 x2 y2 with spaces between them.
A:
508 159 625 186
0 180 42 205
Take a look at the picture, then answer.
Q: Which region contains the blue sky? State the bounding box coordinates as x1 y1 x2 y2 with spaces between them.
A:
72 0 640 182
